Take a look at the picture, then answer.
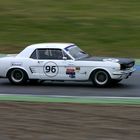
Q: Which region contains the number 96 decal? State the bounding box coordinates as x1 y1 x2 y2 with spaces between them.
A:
43 62 59 77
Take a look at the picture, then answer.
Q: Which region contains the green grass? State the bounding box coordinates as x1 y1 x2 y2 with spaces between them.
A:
0 95 140 105
0 0 140 57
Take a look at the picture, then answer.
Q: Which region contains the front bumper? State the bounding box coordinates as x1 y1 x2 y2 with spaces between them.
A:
112 67 136 79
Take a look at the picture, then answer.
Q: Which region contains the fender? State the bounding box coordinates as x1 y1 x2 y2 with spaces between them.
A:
88 67 112 80
6 66 29 78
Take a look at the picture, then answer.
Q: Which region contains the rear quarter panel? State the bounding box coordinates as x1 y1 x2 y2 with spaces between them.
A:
0 57 38 78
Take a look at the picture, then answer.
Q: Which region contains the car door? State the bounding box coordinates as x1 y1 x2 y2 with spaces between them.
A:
29 48 87 81
36 48 75 80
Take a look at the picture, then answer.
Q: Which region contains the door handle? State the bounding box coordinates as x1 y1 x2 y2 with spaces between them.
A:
38 61 44 64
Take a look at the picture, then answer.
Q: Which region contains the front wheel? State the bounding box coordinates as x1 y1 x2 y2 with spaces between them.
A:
7 69 28 85
91 70 111 87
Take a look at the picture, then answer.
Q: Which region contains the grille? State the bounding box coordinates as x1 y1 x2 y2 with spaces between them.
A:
120 62 135 70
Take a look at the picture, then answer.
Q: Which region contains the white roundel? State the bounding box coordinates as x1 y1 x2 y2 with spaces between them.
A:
43 62 59 77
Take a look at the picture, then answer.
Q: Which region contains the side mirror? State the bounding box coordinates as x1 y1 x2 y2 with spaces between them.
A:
63 57 67 60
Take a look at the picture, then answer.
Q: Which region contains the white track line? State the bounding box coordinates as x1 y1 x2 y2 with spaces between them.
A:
0 94 140 100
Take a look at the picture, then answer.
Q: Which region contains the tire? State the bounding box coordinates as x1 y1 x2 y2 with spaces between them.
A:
91 69 111 87
7 69 28 85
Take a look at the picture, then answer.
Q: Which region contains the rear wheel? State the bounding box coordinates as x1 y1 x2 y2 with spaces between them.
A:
7 69 28 85
91 70 111 87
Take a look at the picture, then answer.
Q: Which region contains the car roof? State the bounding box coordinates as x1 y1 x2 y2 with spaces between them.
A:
16 43 75 58
27 43 74 49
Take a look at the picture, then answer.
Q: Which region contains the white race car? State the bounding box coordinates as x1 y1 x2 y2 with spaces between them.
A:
0 43 135 87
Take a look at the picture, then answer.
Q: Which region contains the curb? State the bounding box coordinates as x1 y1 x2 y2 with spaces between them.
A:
0 95 140 105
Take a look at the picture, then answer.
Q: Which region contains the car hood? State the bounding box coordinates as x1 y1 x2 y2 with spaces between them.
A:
79 56 135 66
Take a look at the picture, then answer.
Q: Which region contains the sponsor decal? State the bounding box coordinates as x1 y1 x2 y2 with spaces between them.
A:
66 67 76 78
43 61 59 77
76 67 80 71
11 62 22 66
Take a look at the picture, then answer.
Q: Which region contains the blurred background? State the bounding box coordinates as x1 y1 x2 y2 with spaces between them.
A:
0 0 140 57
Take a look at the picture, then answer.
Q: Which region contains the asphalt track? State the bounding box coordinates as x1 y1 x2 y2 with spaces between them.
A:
0 70 139 97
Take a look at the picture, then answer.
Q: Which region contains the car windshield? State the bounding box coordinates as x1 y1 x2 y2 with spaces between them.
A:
64 45 89 59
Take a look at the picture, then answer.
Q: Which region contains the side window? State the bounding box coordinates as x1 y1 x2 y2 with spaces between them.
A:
30 50 37 59
38 49 49 59
38 49 64 60
51 49 63 60
30 49 72 60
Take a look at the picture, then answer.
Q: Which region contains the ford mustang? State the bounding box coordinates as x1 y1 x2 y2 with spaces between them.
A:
0 43 135 87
